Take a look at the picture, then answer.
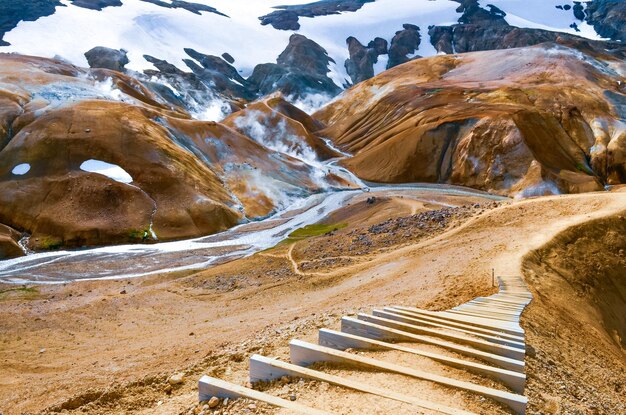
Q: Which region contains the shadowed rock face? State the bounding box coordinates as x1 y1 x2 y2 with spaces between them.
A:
248 34 341 99
259 0 374 30
344 37 384 84
584 0 626 42
0 223 23 259
85 47 129 72
315 44 626 197
387 24 421 69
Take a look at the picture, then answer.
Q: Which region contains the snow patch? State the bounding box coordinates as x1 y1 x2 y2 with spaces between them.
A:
80 159 133 183
12 163 31 175
191 99 231 122
515 180 561 199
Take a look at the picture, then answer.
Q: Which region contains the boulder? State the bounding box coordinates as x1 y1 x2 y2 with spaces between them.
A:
0 223 24 259
344 37 379 84
84 47 129 72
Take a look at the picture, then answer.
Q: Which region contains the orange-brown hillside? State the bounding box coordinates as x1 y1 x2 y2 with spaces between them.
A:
0 54 344 254
315 43 626 197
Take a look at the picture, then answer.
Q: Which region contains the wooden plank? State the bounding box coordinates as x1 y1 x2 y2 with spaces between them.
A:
381 308 526 349
366 312 525 360
447 310 520 322
388 307 525 342
249 354 479 415
396 307 524 336
318 329 526 393
198 375 333 415
341 317 525 373
289 340 527 415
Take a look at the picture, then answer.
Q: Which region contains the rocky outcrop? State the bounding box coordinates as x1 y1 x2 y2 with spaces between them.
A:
183 48 255 101
344 37 387 84
387 24 421 69
84 47 129 72
315 44 626 197
139 0 228 16
259 0 374 30
0 223 24 259
0 0 61 46
429 1 625 55
584 0 626 42
69 0 122 11
248 34 341 99
143 34 342 108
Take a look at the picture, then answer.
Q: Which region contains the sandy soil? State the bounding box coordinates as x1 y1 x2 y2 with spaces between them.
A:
0 190 625 415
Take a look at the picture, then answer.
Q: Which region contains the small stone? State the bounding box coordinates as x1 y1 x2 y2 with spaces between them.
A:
248 404 257 410
85 128 91 133
290 394 296 401
157 400 163 406
120 289 127 294
39 348 46 354
279 376 290 385
164 384 172 394
208 397 219 408
168 373 185 385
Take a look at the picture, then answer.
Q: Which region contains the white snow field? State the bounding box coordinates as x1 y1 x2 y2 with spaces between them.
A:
1 0 607 88
79 159 134 183
11 163 31 175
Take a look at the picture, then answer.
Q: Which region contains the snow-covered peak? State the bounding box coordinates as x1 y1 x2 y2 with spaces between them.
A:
0 0 614 87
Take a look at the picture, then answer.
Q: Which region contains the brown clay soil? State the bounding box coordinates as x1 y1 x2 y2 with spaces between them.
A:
0 190 625 415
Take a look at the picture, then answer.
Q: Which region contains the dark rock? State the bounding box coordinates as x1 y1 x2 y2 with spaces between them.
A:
249 34 341 99
222 53 235 64
277 34 335 76
563 4 572 11
183 48 254 100
0 0 62 46
140 0 228 16
69 0 122 10
584 0 626 42
573 2 585 20
344 37 379 84
367 37 389 55
259 0 374 30
430 1 625 55
387 24 421 69
84 47 129 72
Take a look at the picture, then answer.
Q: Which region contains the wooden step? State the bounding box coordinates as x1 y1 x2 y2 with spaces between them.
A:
289 340 527 415
396 307 524 336
342 316 525 372
198 375 333 415
318 328 526 393
249 354 479 415
388 307 525 342
381 308 526 349
364 312 525 360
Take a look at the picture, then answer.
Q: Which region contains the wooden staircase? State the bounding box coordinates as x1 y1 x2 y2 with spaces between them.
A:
199 276 532 414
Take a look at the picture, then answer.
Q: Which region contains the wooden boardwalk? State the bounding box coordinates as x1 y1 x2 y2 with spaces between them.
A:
199 275 533 414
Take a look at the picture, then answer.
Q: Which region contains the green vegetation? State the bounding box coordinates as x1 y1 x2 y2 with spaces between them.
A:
287 223 347 240
39 238 63 250
0 286 39 300
261 222 348 252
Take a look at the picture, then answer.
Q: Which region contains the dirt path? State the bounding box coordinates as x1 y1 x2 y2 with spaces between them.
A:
0 191 624 415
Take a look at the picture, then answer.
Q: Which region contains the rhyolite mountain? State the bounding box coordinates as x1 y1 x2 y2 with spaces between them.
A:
0 0 624 258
